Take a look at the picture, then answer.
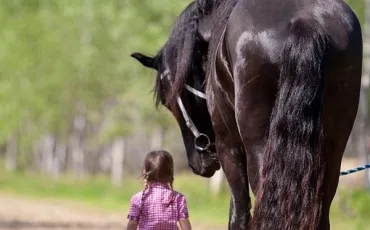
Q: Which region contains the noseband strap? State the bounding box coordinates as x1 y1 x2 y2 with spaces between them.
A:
176 96 201 137
161 70 207 100
184 85 207 99
160 70 212 152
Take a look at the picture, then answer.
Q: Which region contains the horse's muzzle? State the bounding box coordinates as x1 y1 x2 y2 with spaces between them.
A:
198 153 221 178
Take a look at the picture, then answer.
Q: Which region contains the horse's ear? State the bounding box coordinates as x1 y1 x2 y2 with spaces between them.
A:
130 52 157 70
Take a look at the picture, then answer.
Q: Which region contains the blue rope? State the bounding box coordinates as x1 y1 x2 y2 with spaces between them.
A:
340 163 370 176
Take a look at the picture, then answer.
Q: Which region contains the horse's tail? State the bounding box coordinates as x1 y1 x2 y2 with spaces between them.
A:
251 17 328 230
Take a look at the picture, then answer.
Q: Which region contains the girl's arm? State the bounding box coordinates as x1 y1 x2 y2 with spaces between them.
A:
126 220 138 230
178 195 191 230
127 194 140 230
179 218 192 230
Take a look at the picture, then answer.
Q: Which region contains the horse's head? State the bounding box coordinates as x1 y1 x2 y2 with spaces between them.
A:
130 2 219 178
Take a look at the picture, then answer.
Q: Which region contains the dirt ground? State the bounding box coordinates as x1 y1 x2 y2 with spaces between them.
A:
0 194 125 230
0 194 225 230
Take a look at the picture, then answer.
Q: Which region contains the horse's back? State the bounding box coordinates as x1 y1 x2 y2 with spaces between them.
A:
226 0 362 113
227 0 361 59
226 0 362 125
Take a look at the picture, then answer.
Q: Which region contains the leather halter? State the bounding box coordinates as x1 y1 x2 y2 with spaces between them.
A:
160 70 214 152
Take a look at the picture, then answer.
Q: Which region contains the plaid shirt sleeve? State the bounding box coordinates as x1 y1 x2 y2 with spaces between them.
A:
127 193 141 221
177 194 189 219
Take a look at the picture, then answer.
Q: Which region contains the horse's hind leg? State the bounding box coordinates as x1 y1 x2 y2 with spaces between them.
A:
319 50 362 229
232 59 278 195
210 104 252 230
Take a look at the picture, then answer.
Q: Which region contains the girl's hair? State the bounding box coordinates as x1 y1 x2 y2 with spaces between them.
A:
140 150 175 217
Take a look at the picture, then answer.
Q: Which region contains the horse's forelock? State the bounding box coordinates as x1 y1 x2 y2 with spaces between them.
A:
156 1 223 109
153 50 166 108
162 3 201 108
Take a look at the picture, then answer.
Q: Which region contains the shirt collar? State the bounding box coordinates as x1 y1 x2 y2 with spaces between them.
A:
148 182 170 189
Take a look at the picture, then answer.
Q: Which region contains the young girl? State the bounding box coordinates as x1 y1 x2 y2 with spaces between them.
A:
126 150 192 230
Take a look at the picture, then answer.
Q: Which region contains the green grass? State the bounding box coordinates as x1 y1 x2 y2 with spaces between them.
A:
330 187 370 230
1 170 370 229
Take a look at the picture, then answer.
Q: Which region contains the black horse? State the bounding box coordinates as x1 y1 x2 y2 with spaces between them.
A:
132 0 363 229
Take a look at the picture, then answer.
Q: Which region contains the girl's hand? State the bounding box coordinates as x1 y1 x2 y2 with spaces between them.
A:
126 220 138 230
179 218 192 230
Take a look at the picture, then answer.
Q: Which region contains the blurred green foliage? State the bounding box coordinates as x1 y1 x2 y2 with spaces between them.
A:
0 0 364 161
347 0 365 25
0 0 192 164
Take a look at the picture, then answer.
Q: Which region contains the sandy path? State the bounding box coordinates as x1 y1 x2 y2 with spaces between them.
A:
0 194 125 230
0 194 224 230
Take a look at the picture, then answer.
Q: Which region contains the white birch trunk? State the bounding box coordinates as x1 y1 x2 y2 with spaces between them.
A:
32 141 42 172
40 134 55 174
209 169 225 196
71 136 85 178
99 145 112 173
111 137 126 186
5 135 17 172
363 0 370 188
68 0 92 178
150 126 163 150
52 140 67 178
70 114 86 178
352 90 369 187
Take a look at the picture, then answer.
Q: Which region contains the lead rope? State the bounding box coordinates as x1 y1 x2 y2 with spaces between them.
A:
340 163 370 176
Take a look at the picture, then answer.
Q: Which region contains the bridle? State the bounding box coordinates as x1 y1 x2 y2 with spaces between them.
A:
160 70 215 153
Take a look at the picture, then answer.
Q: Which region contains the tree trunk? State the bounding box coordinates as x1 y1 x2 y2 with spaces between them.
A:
52 140 67 178
40 134 55 174
71 135 85 178
99 144 112 173
111 137 126 186
70 114 86 178
209 169 225 196
5 135 17 172
352 89 369 188
362 0 370 188
32 140 41 172
68 0 92 178
150 126 163 150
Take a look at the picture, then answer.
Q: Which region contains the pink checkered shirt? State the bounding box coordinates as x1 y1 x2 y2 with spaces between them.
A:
127 182 189 230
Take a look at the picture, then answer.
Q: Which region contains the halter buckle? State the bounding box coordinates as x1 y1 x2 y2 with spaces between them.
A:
194 133 211 151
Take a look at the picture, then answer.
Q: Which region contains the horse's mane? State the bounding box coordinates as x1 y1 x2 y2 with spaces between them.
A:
155 2 200 108
151 2 196 108
206 0 239 78
155 0 239 108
